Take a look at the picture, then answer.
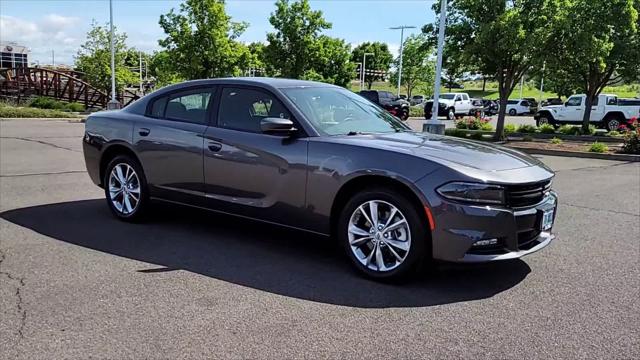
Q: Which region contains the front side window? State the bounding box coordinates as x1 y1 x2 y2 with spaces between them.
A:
218 87 291 133
566 97 582 107
282 87 409 136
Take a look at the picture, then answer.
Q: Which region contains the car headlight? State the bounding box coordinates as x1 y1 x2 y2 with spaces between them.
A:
436 182 505 205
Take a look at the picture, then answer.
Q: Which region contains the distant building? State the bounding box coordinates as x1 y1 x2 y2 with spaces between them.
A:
1 42 29 69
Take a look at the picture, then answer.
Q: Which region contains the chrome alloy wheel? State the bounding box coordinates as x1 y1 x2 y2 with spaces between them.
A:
108 163 141 215
348 200 411 272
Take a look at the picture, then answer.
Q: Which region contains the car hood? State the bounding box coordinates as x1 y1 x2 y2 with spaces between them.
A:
540 105 563 112
338 131 548 172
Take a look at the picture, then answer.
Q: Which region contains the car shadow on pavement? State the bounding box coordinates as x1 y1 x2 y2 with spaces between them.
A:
1 199 531 308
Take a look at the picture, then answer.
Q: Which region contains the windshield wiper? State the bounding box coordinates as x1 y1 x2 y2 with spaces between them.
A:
346 131 369 136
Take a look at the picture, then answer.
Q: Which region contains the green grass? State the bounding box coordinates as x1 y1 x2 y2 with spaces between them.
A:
0 103 77 118
351 80 640 100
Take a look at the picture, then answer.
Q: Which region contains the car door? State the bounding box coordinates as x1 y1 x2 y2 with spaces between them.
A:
202 86 309 226
460 94 472 113
133 86 214 202
519 100 530 114
557 96 583 122
589 96 605 121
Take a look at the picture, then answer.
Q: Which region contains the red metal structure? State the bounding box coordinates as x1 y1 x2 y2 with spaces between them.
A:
0 67 139 108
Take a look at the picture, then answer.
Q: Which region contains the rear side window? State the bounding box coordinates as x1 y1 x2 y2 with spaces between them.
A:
507 100 518 105
147 88 212 124
150 96 167 118
218 87 291 133
462 94 469 100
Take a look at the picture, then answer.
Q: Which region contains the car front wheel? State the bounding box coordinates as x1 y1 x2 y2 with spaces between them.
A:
338 188 428 281
509 109 517 116
447 108 455 120
104 155 149 221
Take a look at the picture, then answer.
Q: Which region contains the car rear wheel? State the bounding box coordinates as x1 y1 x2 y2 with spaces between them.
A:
447 108 455 120
104 155 149 221
605 116 622 132
338 188 428 281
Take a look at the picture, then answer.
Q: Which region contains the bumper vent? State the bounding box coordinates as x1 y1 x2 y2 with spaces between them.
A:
506 180 552 208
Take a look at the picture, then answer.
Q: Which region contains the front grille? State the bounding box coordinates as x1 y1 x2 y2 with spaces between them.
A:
506 180 552 208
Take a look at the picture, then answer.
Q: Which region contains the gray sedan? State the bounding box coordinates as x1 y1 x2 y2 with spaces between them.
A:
83 78 557 281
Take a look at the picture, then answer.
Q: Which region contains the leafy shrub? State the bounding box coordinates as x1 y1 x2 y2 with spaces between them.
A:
581 125 597 135
29 97 85 112
409 106 423 117
0 104 75 118
606 130 622 137
445 128 468 138
550 137 563 144
517 124 538 133
470 132 485 141
504 123 517 134
455 116 491 130
538 123 556 134
66 102 85 112
621 130 640 154
558 125 582 135
588 142 608 153
522 135 533 142
480 122 493 131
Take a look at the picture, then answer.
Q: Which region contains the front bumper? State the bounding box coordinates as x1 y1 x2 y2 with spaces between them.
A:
430 191 558 263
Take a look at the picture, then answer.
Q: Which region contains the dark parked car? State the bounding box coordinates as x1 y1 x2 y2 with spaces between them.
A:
482 99 500 116
83 78 557 281
358 90 410 120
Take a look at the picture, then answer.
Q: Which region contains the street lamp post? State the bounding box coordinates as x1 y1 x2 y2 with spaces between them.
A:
361 53 374 91
354 62 362 90
390 25 416 97
107 0 121 110
425 0 448 134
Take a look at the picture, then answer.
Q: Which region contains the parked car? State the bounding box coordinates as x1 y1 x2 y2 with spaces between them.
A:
534 93 640 130
505 99 531 116
482 99 500 116
83 78 558 281
410 95 425 106
523 97 539 114
423 92 473 120
541 98 563 107
469 98 485 117
358 90 410 120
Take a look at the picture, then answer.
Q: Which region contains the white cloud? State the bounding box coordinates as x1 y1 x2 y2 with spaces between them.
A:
0 14 81 65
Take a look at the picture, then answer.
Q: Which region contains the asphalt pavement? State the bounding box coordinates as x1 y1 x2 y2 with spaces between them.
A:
1 119 638 359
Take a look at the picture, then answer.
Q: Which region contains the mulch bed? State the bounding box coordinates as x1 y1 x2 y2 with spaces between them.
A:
507 139 623 154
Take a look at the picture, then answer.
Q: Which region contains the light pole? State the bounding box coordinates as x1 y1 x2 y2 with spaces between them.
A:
354 62 362 89
361 53 374 91
107 0 121 110
426 0 447 134
390 25 416 97
538 62 545 103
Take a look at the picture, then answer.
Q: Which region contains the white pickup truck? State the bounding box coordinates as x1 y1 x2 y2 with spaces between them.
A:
423 92 474 120
534 94 640 131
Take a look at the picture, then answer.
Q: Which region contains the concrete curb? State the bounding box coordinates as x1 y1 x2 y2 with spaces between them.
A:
507 146 640 162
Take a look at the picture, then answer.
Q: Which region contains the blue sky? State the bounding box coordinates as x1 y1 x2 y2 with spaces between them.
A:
0 0 437 65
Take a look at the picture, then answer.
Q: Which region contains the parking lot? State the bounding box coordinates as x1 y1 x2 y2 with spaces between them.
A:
1 119 638 358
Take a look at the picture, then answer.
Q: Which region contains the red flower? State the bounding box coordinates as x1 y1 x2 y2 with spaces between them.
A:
619 124 628 131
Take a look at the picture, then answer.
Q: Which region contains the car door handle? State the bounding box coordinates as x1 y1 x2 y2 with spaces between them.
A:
208 141 222 152
138 128 150 137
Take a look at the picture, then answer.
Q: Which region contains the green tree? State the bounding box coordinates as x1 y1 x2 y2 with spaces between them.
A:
148 50 183 88
389 35 435 97
351 42 393 89
546 0 639 131
264 0 331 78
426 0 563 140
158 0 249 79
75 21 137 94
311 36 355 87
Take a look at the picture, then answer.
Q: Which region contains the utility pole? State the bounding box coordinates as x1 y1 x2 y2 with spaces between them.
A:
139 51 143 94
539 62 546 103
390 25 416 97
107 0 121 109
426 0 447 134
51 50 55 67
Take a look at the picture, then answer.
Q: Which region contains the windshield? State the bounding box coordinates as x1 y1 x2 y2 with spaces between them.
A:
282 87 410 136
440 94 456 100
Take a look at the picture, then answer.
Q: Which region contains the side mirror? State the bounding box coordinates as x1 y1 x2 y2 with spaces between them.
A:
260 117 297 135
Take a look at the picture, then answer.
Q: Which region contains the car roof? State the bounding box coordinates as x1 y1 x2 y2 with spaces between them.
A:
156 77 338 91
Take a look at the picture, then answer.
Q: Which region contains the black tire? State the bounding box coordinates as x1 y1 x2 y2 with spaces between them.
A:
509 109 517 116
536 115 552 127
103 154 150 222
338 187 429 281
447 108 456 120
604 116 623 132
